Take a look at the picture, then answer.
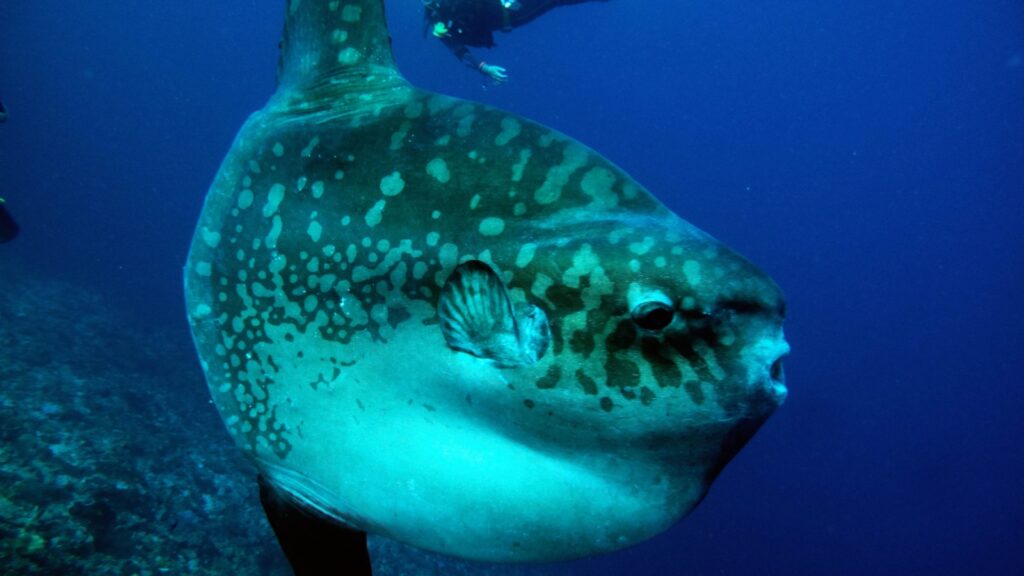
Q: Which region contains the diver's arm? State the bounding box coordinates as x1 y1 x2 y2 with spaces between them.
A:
440 35 483 71
439 37 508 82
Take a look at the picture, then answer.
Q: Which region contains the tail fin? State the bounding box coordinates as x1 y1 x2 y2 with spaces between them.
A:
272 0 411 119
278 0 398 90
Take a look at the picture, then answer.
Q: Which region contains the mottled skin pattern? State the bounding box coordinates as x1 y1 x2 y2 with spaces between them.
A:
185 0 789 563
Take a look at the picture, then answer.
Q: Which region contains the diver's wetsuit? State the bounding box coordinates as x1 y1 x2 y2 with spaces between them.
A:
425 0 608 71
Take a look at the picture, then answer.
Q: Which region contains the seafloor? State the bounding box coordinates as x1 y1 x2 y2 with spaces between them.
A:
0 269 554 575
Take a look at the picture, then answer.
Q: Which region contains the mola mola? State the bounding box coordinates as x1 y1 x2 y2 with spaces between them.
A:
185 0 788 569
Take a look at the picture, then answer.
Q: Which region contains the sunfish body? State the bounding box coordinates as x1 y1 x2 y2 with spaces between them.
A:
185 0 788 564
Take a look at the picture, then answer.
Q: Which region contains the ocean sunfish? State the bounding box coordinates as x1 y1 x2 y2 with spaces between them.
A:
185 0 789 569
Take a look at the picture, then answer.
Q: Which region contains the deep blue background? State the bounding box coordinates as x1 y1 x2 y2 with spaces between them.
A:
2 1 1022 574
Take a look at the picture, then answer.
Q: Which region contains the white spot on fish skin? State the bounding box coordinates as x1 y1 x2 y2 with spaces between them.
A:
516 244 537 268
513 202 527 216
495 117 522 146
535 143 589 205
426 232 440 247
337 48 361 65
470 194 481 210
457 114 476 138
201 227 221 248
196 262 212 277
431 210 441 220
370 303 388 326
301 137 320 158
512 148 532 182
655 256 667 268
297 176 308 191
683 260 703 285
435 134 451 146
629 236 656 256
380 172 405 196
341 4 362 22
334 170 345 180
303 294 318 313
563 244 600 288
307 221 323 243
479 217 505 236
365 200 386 227
331 29 349 44
390 121 411 151
266 215 283 249
311 181 325 199
263 184 286 218
195 304 212 317
435 243 460 286
272 143 285 157
340 292 369 326
580 166 619 209
413 261 428 280
426 158 450 183
342 215 351 226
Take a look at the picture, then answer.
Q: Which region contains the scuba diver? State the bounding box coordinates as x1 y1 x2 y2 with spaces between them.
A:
0 198 19 243
424 0 610 82
0 101 15 243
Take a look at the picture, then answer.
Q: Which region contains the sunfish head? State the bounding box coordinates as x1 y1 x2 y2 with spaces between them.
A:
185 0 788 564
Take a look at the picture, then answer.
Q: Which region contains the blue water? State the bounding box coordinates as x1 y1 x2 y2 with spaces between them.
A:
2 0 1022 574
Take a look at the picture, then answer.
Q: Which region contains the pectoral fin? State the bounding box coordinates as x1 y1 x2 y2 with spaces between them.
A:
439 260 549 367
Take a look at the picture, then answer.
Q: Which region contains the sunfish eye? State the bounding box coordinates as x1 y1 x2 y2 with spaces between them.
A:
631 301 675 331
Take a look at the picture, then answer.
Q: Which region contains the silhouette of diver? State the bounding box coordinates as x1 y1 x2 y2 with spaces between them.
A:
0 199 18 243
423 0 610 81
0 101 16 243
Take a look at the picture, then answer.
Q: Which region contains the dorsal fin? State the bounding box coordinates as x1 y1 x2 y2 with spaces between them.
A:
275 0 410 114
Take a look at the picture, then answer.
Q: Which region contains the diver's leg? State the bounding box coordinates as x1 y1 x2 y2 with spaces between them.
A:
515 0 611 28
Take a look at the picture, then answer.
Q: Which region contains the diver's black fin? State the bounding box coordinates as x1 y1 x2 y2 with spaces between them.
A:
258 475 372 576
0 202 19 243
